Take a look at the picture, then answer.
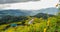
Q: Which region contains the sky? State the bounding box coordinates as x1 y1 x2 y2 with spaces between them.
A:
0 0 59 10
0 0 40 4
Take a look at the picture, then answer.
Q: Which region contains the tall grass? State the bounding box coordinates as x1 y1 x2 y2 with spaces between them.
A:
0 17 58 32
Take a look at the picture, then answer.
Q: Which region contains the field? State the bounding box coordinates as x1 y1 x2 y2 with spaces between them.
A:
0 16 60 32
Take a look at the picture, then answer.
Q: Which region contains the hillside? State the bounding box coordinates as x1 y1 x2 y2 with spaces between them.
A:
33 13 56 19
0 7 58 16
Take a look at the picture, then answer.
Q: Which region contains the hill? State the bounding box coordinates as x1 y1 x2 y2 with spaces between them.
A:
0 7 58 16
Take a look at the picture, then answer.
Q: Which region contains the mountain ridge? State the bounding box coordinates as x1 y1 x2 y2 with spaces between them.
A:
0 7 58 16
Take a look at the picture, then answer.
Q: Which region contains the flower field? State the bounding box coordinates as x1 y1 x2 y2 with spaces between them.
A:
0 17 60 32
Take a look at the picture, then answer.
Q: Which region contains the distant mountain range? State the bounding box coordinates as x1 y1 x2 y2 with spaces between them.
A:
0 13 56 25
0 7 58 17
0 7 58 24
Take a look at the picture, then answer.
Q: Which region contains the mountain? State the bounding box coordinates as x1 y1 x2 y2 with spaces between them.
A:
0 7 58 25
0 13 56 25
0 7 58 17
33 13 56 19
0 9 33 16
35 7 58 15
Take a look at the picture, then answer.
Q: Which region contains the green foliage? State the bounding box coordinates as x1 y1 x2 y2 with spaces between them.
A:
0 16 58 32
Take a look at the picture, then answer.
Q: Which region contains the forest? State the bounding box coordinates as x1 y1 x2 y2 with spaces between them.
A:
0 8 60 32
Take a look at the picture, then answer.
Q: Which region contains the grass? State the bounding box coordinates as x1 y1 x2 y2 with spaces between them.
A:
0 17 59 32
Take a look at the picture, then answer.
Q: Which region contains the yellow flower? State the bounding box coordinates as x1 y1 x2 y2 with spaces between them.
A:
6 29 14 32
47 18 50 26
44 28 47 32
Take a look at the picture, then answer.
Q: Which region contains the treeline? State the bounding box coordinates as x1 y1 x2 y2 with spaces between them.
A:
0 15 28 25
0 13 56 25
33 13 56 19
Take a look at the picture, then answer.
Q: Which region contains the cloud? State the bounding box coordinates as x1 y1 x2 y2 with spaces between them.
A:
0 0 40 4
0 0 58 10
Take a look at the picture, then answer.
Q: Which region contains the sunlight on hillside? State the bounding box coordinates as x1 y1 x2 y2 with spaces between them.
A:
0 17 59 32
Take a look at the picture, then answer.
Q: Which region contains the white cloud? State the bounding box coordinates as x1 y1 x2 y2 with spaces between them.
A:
0 0 40 4
0 0 59 10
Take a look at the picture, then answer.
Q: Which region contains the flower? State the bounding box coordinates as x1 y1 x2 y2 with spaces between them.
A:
44 28 47 32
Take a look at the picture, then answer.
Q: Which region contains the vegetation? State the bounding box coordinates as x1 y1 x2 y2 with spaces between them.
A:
0 16 58 32
0 10 60 32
